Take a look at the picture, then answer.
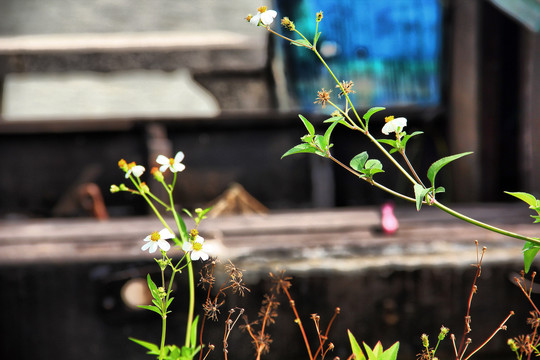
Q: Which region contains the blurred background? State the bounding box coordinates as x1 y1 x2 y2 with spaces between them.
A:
1 0 539 359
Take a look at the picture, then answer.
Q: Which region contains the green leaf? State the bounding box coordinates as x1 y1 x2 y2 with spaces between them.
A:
400 131 424 150
434 186 445 194
362 107 386 128
347 330 366 360
363 342 378 359
281 143 319 158
414 184 432 211
427 152 473 187
380 342 400 360
350 152 369 172
523 241 540 273
299 114 315 135
138 304 163 316
377 139 397 148
291 38 312 47
323 121 340 149
313 134 329 153
324 115 344 123
129 337 160 355
505 191 538 207
190 316 199 348
364 159 383 171
313 31 321 46
146 274 159 298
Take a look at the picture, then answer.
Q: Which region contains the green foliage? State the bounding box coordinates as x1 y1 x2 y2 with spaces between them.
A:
282 114 337 159
504 192 540 272
363 107 386 129
427 152 473 188
349 152 384 180
348 330 399 360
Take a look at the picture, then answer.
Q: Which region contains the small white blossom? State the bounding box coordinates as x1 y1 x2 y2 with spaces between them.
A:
250 6 277 26
126 163 145 179
382 117 407 135
182 235 209 261
142 228 174 253
156 151 186 173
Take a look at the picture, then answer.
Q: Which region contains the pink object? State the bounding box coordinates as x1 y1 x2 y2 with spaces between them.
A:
381 202 399 234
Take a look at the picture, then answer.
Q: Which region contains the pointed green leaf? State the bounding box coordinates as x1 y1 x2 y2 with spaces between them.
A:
347 330 366 360
427 152 473 187
414 184 432 211
377 139 397 148
381 342 400 360
146 274 159 298
313 134 328 153
350 152 369 172
505 191 538 207
363 342 377 359
281 143 318 158
138 304 163 316
523 241 540 273
363 107 386 122
532 215 540 224
129 337 161 355
323 121 340 149
324 115 344 123
299 114 315 135
190 315 199 348
291 39 312 47
400 131 424 149
313 31 321 46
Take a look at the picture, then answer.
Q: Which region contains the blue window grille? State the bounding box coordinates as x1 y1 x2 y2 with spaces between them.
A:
275 0 443 111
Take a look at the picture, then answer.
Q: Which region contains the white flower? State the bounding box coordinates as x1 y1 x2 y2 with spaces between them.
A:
156 151 186 173
250 6 277 26
125 163 145 179
141 228 174 253
381 117 407 135
182 235 209 261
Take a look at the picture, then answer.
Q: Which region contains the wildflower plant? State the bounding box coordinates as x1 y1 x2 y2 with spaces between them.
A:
112 152 214 360
246 6 540 272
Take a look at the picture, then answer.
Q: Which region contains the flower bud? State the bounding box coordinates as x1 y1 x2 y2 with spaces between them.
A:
508 339 518 352
118 159 128 171
281 17 295 31
140 182 149 193
110 184 120 193
316 11 323 22
119 183 129 191
438 326 449 340
151 167 164 182
421 333 429 348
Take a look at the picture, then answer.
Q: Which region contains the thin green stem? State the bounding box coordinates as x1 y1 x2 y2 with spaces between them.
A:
400 150 426 188
328 154 416 203
433 200 540 245
185 258 196 348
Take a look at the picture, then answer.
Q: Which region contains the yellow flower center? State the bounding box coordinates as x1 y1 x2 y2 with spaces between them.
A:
193 242 203 251
384 116 395 123
127 161 136 169
118 159 127 168
257 6 267 13
168 158 175 165
191 229 199 237
150 231 160 242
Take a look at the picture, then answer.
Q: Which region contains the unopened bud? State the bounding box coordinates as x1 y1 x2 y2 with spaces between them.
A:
316 11 323 22
110 184 120 193
421 334 429 348
281 17 295 31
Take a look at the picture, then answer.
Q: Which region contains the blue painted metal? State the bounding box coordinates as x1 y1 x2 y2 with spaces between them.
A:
275 0 443 110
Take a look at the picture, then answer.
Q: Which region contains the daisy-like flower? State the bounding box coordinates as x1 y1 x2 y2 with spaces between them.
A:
141 228 174 253
125 162 145 179
381 116 407 135
156 151 186 173
182 235 209 261
249 6 277 26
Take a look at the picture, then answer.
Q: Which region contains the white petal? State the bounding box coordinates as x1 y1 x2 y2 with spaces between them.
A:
159 228 175 240
182 242 192 252
190 251 201 261
148 242 158 253
158 239 171 252
132 165 145 178
195 235 205 244
156 155 169 165
159 164 169 173
171 163 186 173
198 252 209 261
141 242 152 251
250 13 261 25
174 151 185 163
261 10 277 25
